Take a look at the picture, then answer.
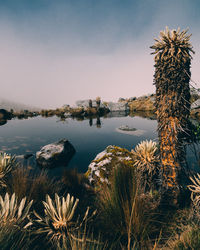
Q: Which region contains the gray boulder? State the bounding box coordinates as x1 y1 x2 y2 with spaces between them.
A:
36 139 75 168
106 102 130 112
191 99 200 109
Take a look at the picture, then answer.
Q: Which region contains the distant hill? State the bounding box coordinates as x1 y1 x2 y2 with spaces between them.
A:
0 98 41 112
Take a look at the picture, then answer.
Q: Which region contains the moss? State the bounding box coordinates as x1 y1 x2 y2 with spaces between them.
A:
86 145 134 188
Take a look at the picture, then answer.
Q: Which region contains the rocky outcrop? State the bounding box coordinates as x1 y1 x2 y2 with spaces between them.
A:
85 145 134 187
36 139 75 168
128 96 155 111
106 102 130 112
76 99 105 109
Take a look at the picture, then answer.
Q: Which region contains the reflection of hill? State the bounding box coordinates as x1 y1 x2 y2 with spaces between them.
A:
0 120 7 126
103 110 156 120
0 98 40 112
104 111 129 118
129 111 156 120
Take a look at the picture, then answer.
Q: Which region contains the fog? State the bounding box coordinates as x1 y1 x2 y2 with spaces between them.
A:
0 0 200 108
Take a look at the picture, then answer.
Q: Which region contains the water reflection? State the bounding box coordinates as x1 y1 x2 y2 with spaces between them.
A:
88 116 102 128
0 120 7 126
89 117 93 126
96 117 101 128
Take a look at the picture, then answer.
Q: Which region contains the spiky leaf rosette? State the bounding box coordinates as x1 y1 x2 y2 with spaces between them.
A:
151 27 194 190
33 193 79 238
131 140 160 191
188 174 200 207
0 193 33 227
0 153 16 188
132 140 158 172
33 193 96 247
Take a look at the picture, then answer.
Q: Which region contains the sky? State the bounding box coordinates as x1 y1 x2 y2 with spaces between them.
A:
0 0 200 108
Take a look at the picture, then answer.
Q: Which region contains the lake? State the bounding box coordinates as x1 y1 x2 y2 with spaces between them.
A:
0 114 199 173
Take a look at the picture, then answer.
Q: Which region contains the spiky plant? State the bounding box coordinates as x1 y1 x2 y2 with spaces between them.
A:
151 27 194 195
188 174 200 207
34 193 79 237
33 193 95 248
0 193 33 227
132 140 158 172
131 140 159 191
0 152 16 188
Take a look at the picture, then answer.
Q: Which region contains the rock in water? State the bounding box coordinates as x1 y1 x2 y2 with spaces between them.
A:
36 139 75 168
118 125 137 131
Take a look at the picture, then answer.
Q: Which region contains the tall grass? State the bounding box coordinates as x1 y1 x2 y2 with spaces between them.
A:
6 166 60 212
98 164 159 249
0 223 31 250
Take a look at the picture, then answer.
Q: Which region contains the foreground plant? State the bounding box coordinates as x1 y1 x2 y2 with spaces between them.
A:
151 27 194 200
0 192 33 227
33 193 96 248
188 174 200 207
167 224 200 250
0 152 16 188
132 140 159 190
132 140 158 171
98 165 157 249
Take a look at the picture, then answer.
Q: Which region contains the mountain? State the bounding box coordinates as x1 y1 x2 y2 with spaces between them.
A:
0 98 41 112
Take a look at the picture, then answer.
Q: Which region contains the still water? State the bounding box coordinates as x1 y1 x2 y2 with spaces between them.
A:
0 115 199 173
0 115 158 172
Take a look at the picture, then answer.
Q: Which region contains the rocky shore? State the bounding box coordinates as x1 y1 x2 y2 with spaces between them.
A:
1 92 200 125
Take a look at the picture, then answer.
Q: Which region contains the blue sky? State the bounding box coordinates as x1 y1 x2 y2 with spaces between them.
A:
1 0 200 108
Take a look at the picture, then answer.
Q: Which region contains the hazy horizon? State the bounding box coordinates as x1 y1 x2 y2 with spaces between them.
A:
1 0 200 109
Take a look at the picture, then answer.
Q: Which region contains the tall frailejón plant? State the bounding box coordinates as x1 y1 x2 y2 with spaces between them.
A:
150 27 194 196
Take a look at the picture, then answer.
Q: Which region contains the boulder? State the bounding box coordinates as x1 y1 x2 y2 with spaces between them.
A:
191 99 200 109
85 145 134 187
106 102 130 112
36 139 75 168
